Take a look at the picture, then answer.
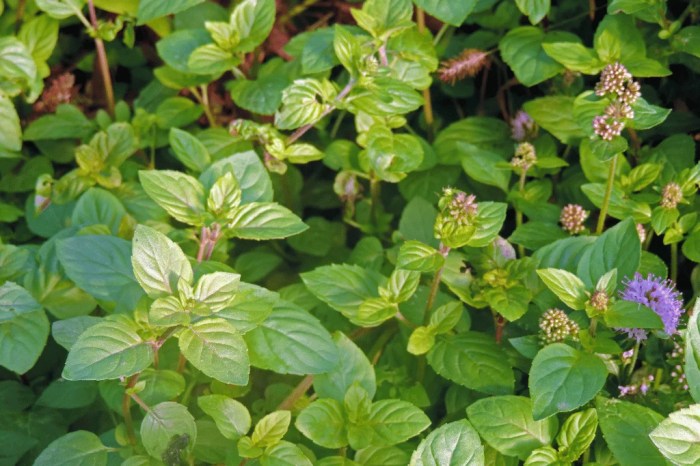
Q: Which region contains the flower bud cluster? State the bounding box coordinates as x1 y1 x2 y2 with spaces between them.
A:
539 309 580 345
510 142 537 171
660 182 683 209
592 63 641 140
619 374 654 397
510 110 537 142
589 290 610 312
560 204 589 235
438 49 490 85
440 187 478 227
668 341 689 391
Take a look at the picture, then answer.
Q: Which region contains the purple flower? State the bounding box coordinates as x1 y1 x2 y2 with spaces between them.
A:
618 273 684 340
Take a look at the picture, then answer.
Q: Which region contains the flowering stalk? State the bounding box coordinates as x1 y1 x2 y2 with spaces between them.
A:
87 0 115 116
415 7 434 139
511 142 536 256
596 154 618 234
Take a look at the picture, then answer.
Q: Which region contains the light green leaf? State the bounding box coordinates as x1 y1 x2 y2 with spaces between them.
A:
275 78 335 130
542 42 604 74
34 0 85 20
314 332 376 401
179 318 250 385
650 404 700 465
557 408 598 462
139 170 206 226
169 128 211 172
244 301 338 374
296 399 347 449
0 95 21 152
397 240 444 273
252 410 291 447
34 431 107 466
261 441 313 466
368 399 431 447
576 219 641 288
407 326 436 356
536 268 588 310
523 96 586 144
132 224 193 298
515 0 550 25
198 394 251 440
467 396 557 460
0 282 49 374
230 0 276 53
141 402 197 460
409 420 484 466
194 272 240 312
63 319 153 380
427 332 514 395
530 344 607 420
380 269 420 303
228 202 308 240
604 300 663 329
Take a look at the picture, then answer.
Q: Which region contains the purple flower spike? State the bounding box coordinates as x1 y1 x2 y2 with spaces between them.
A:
618 273 684 340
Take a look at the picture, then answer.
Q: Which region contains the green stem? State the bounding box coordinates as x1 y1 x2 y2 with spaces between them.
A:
370 324 399 365
277 375 314 411
189 86 217 127
515 170 527 257
415 6 435 140
122 374 140 447
596 154 618 234
329 110 346 139
87 0 115 116
671 242 678 283
369 175 381 228
627 339 641 379
424 244 450 323
589 317 597 338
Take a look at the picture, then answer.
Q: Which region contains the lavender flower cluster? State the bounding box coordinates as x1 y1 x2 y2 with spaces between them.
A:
592 63 641 141
618 273 684 341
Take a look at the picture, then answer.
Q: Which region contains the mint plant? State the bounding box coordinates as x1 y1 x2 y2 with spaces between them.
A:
1 0 700 465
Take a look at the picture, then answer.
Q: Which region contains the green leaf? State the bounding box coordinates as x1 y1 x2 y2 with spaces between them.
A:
594 13 645 64
230 0 276 53
407 326 436 356
252 410 291 447
139 170 206 226
380 269 420 303
685 302 700 403
0 95 21 152
0 282 49 374
228 202 308 240
523 96 586 144
200 150 273 204
52 315 102 351
23 104 94 141
137 0 205 24
368 399 430 446
468 202 508 247
629 97 671 130
169 128 211 172
536 268 588 310
427 332 514 395
71 188 126 234
650 404 700 465
542 42 604 74
35 0 86 19
434 117 511 166
245 301 339 374
604 300 663 329
198 394 251 440
515 0 550 25
132 224 193 298
57 235 145 312
499 27 564 87
63 319 153 380
139 369 186 406
275 78 335 130
529 344 607 420
365 126 424 183
261 441 313 466
523 447 560 466
179 317 249 385
353 0 412 38
314 332 376 401
229 73 290 115
35 379 97 409
556 408 597 462
409 420 484 465
301 264 384 319
34 431 107 466
467 396 557 460
412 0 477 26
194 271 240 312
429 301 463 334
187 44 237 75
397 241 444 273
296 399 347 448
156 29 214 74
155 97 204 128
576 219 641 288
141 402 197 460
597 398 669 466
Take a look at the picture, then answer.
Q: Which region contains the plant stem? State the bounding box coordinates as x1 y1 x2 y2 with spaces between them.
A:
369 175 381 228
515 170 527 257
122 374 140 446
424 244 450 323
189 86 217 127
370 324 398 365
589 318 598 338
277 375 314 411
196 226 208 263
494 312 506 344
627 339 641 379
596 154 618 234
671 242 678 283
87 0 115 116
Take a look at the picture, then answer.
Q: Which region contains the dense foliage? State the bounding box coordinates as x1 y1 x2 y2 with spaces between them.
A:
1 0 700 464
